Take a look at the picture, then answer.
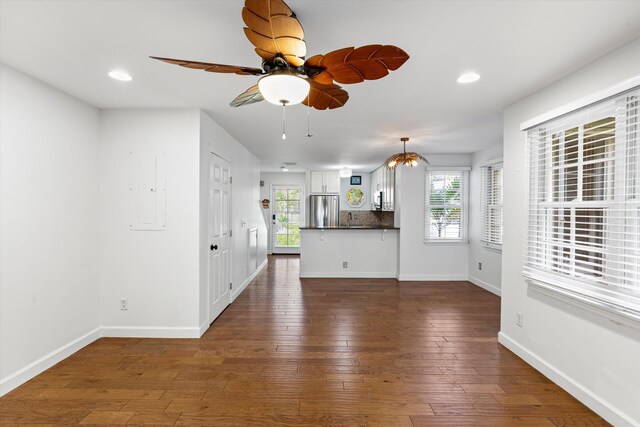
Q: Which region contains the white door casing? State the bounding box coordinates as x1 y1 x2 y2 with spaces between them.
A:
208 152 231 323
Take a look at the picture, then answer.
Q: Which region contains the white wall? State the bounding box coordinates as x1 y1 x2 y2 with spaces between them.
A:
200 112 267 325
0 67 270 394
0 65 100 393
396 154 472 280
99 109 202 336
468 143 503 295
340 173 371 211
501 38 640 426
259 172 305 253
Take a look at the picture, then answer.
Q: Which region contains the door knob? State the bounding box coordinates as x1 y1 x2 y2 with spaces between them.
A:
210 244 218 251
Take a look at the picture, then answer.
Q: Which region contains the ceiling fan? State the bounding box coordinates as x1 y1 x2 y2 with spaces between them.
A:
150 0 410 112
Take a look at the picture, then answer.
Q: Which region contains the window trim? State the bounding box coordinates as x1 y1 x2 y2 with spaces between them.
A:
424 167 470 244
523 85 640 324
520 74 640 131
481 160 504 251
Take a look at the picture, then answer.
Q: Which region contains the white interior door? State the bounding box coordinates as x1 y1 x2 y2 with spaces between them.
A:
208 152 231 323
272 185 302 254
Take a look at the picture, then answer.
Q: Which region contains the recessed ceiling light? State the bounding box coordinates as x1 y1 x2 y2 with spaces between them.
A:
280 166 289 172
456 72 480 84
108 70 132 82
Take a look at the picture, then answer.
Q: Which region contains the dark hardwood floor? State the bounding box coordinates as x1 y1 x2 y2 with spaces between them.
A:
0 255 608 426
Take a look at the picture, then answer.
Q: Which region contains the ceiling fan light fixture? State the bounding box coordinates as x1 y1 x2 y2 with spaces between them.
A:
339 167 353 178
258 71 310 106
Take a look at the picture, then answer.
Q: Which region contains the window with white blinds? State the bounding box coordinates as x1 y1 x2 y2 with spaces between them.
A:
524 88 640 322
481 164 503 248
425 169 469 242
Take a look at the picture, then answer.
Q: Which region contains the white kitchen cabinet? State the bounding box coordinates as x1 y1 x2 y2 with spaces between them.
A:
370 165 395 211
310 171 340 194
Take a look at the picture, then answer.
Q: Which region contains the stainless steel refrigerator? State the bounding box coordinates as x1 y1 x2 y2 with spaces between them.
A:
309 195 340 227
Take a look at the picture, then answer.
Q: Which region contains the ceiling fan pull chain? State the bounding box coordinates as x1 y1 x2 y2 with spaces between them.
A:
281 101 287 140
306 103 312 138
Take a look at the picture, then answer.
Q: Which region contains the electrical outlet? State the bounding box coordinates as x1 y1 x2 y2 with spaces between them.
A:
120 298 128 310
343 261 348 268
516 312 523 327
478 262 483 270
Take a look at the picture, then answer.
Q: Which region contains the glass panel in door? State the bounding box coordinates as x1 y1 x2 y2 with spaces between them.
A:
273 186 302 253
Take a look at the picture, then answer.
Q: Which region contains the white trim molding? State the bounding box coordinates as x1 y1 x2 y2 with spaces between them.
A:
198 320 211 337
499 332 638 427
468 276 501 296
520 74 640 130
101 326 202 339
0 327 102 397
231 257 267 301
300 271 397 279
397 274 469 281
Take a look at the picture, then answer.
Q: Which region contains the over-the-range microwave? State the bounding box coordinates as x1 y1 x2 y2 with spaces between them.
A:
373 191 384 210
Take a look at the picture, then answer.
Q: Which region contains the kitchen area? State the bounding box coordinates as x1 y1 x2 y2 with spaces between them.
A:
299 166 399 278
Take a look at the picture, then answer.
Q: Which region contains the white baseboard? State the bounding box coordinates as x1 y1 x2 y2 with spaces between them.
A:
468 275 501 296
231 257 267 301
0 327 101 397
101 326 202 339
300 271 397 278
397 274 469 281
498 332 637 427
198 320 210 337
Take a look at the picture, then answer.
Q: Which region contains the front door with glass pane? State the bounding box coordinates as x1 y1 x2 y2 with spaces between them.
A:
272 186 302 254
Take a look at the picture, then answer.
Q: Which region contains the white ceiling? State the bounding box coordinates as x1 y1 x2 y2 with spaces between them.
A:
2 0 640 172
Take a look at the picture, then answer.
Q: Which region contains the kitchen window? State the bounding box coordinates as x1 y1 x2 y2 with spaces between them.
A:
425 168 470 243
481 163 503 249
524 88 640 322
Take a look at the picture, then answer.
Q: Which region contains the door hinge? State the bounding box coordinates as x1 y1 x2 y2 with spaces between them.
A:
229 282 233 289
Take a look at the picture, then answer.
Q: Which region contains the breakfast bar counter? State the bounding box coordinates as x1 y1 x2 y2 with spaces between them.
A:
299 227 399 278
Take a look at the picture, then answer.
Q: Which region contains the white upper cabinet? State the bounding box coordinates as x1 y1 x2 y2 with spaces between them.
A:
310 171 325 193
370 166 395 211
310 171 340 194
324 171 340 193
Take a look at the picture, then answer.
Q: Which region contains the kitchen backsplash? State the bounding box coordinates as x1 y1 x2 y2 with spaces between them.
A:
339 210 394 227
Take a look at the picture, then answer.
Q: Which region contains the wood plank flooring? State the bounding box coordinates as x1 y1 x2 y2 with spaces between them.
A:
0 255 609 426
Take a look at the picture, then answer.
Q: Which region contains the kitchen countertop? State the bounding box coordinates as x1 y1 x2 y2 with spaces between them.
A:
300 226 399 230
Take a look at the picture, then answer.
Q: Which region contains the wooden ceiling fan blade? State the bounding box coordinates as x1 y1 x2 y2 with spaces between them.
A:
253 49 304 67
242 8 304 42
309 71 333 85
242 0 306 66
230 85 264 107
244 30 305 60
150 56 263 76
303 45 409 84
303 80 349 110
371 45 410 70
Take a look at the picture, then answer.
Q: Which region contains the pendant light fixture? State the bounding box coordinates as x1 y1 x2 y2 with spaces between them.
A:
384 137 429 169
339 167 353 178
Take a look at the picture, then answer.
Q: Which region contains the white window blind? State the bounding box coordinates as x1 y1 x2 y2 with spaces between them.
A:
481 164 503 247
524 88 640 321
425 169 469 242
